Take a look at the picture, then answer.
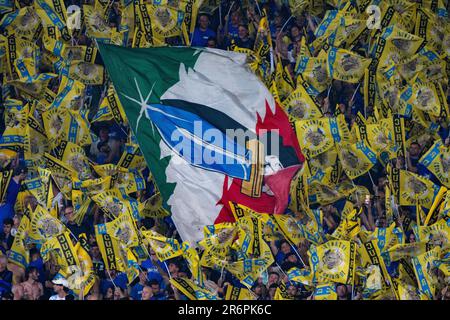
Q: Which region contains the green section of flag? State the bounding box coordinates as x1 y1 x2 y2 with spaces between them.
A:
98 44 200 209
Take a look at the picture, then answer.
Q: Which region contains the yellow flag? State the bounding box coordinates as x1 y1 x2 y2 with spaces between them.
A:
40 231 80 270
95 212 139 248
2 7 42 41
327 47 371 83
419 140 450 188
313 283 337 300
62 242 96 297
225 241 274 289
95 224 124 271
295 56 331 95
199 222 237 261
386 242 428 262
388 165 447 209
92 84 128 125
274 281 295 300
408 82 445 117
283 80 322 121
333 17 367 49
68 61 104 85
181 241 204 286
379 116 407 160
142 229 183 262
419 219 450 249
170 277 220 300
139 192 170 219
309 240 356 285
225 284 256 300
232 215 264 258
83 5 113 40
274 56 295 101
29 205 65 243
147 4 183 38
91 189 138 220
412 246 441 299
295 116 345 159
50 140 93 180
336 141 377 179
8 215 30 269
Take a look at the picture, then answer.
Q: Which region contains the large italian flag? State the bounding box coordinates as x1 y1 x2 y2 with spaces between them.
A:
99 44 304 245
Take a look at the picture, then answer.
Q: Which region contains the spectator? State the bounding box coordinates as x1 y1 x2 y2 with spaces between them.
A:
49 278 72 300
12 267 43 300
0 218 14 250
141 285 153 300
64 206 89 238
407 142 422 173
235 24 254 49
130 268 148 300
206 37 218 49
191 14 217 47
0 255 13 297
149 280 167 300
0 165 27 230
113 286 129 300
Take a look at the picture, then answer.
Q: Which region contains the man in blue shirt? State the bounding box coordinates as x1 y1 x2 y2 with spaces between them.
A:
0 165 27 230
191 14 217 47
130 268 148 300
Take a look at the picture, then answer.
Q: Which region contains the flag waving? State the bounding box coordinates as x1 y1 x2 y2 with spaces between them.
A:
99 45 304 245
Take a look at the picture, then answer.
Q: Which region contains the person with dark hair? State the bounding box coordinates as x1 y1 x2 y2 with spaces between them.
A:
90 242 106 279
0 165 27 230
206 36 218 48
130 268 148 300
96 140 111 164
0 217 14 250
336 283 350 300
235 24 254 49
270 239 292 265
103 284 114 300
149 279 167 300
64 206 89 238
407 142 422 173
113 286 129 300
12 266 43 300
191 13 217 47
281 253 301 271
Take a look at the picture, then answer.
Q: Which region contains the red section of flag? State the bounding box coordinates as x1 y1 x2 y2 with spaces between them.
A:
265 164 302 214
256 101 305 163
215 100 304 224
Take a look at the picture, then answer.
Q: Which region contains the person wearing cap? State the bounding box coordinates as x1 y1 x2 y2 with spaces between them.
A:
49 278 70 300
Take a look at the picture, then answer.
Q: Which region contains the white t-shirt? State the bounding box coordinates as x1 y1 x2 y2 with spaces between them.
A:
49 294 66 300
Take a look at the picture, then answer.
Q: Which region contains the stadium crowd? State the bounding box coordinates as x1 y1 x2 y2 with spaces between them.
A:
0 0 450 301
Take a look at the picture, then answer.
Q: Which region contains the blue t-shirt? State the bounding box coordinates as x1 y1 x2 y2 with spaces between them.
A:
227 22 239 40
141 259 165 287
100 272 128 294
130 282 144 300
191 28 216 47
0 179 20 229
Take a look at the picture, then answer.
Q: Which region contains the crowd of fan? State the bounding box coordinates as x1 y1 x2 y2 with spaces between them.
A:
0 0 449 300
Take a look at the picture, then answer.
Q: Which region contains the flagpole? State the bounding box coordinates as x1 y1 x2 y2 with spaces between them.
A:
280 15 294 33
254 0 262 16
106 269 118 290
289 243 307 269
275 262 293 286
163 261 173 279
